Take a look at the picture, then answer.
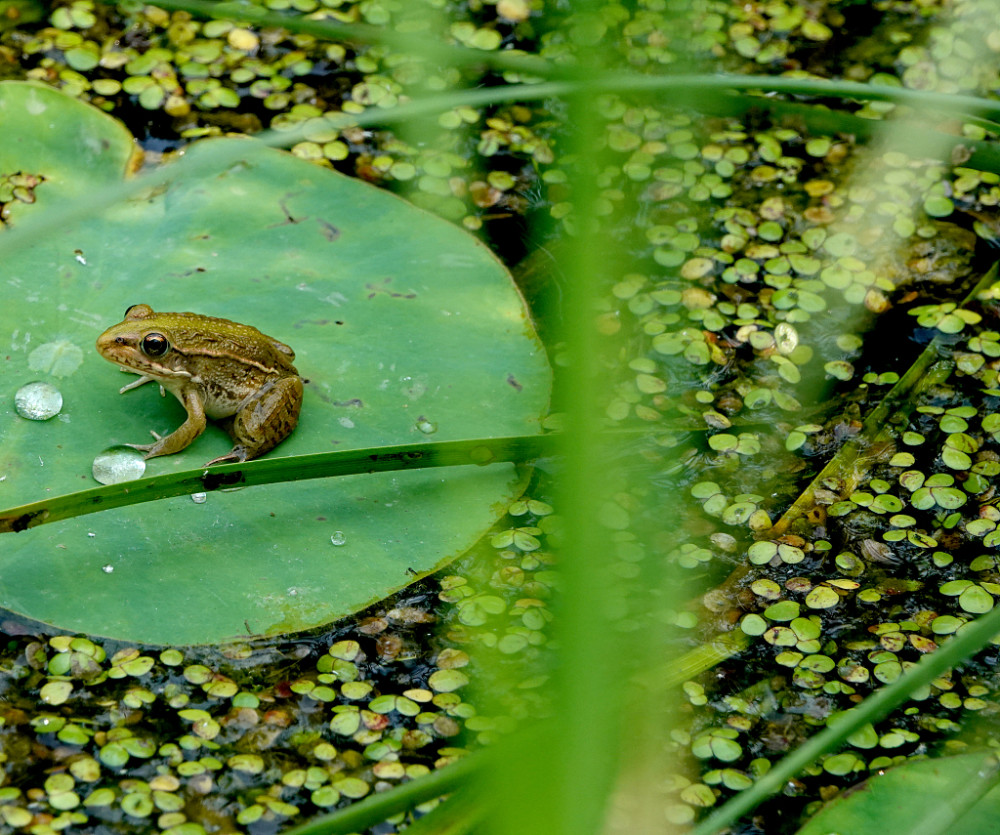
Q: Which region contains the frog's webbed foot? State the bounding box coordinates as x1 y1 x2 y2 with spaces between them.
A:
123 431 165 457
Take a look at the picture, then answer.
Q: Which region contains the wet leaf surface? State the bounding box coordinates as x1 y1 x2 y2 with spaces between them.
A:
796 752 1000 835
0 81 551 644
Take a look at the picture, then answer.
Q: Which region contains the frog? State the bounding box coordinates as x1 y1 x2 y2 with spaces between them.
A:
96 304 303 466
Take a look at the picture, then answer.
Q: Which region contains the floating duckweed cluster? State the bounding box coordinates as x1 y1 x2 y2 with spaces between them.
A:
0 494 556 833
599 103 980 444
660 278 1000 823
0 171 42 226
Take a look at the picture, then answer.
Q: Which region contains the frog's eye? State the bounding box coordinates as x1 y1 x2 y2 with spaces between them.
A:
141 333 170 358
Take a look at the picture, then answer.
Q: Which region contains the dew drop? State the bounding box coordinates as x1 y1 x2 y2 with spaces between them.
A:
415 417 438 434
92 447 146 485
191 492 208 504
102 564 114 574
14 381 63 420
330 531 347 546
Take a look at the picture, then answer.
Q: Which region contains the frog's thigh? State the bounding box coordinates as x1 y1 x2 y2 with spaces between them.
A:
232 376 304 456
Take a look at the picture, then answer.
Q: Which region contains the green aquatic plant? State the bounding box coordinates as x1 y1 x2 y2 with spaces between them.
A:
6 0 1000 833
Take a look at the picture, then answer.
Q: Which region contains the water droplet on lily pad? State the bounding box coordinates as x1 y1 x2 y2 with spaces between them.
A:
415 417 438 434
102 564 114 574
92 447 145 484
330 531 347 546
14 381 63 420
191 492 208 504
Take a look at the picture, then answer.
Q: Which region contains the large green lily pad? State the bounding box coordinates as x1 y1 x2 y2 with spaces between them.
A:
0 81 550 644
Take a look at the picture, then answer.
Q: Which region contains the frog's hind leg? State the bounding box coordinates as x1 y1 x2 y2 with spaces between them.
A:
207 376 303 465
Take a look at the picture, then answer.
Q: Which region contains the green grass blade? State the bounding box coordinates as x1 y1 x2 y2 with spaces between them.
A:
0 435 557 534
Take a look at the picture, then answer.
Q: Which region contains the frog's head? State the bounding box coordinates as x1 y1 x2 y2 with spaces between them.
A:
95 303 194 384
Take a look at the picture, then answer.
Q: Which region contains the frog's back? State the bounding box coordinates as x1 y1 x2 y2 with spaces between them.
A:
168 312 299 374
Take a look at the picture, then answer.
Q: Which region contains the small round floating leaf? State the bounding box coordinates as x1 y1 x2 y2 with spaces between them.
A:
847 723 879 749
98 743 129 768
932 487 967 509
691 481 722 499
428 669 468 692
835 552 864 575
763 626 798 646
693 732 742 763
751 579 782 599
923 195 954 217
121 792 154 818
873 660 902 683
828 501 857 517
764 600 800 622
946 433 979 453
805 587 840 609
748 542 778 565
939 415 969 433
777 544 805 564
790 617 820 641
709 434 738 452
823 232 858 257
967 519 997 536
824 361 854 381
823 753 863 776
906 531 937 548
40 680 73 705
941 448 972 470
931 615 965 635
964 474 989 494
800 655 835 673
785 431 807 451
740 614 767 636
872 494 903 513
959 585 995 613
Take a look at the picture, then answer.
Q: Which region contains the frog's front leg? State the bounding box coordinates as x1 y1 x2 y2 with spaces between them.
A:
119 374 167 396
127 387 208 459
207 376 303 466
